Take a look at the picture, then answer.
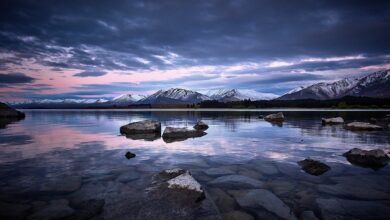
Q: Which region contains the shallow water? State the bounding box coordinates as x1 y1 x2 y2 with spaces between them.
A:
0 110 389 220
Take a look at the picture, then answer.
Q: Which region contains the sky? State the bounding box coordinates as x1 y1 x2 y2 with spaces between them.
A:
0 0 390 102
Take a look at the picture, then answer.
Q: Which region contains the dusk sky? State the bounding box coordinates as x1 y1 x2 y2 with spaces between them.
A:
1 0 389 102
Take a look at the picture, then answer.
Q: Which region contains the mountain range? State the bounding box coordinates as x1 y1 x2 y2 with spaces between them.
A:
9 69 390 107
277 69 390 100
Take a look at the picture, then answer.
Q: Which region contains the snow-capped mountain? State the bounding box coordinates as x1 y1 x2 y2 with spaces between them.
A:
137 88 210 104
206 89 278 102
278 69 390 100
110 94 146 105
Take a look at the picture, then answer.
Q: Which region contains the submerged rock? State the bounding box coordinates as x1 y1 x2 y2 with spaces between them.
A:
162 127 206 143
298 158 330 176
223 211 254 220
125 151 136 159
205 167 236 176
300 211 319 220
40 176 82 193
264 112 284 122
193 120 209 130
344 122 382 131
316 198 390 220
230 189 298 220
321 117 344 125
343 148 390 169
208 175 264 189
120 120 161 135
28 199 74 220
0 102 25 118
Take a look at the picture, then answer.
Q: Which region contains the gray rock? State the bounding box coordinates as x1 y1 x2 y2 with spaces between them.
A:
205 167 235 176
343 148 390 169
264 112 284 122
317 175 390 200
125 151 136 159
222 211 254 220
300 211 319 220
251 161 279 175
40 176 82 193
208 188 236 212
297 159 330 176
230 189 298 220
120 120 161 135
28 199 74 220
162 127 207 143
322 117 344 125
208 175 264 188
116 171 140 183
317 198 390 220
194 121 209 130
0 102 25 118
344 122 382 131
267 177 297 196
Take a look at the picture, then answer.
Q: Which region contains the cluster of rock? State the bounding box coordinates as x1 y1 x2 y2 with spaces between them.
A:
321 115 389 131
120 120 209 143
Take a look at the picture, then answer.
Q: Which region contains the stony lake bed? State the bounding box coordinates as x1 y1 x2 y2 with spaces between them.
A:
0 109 390 220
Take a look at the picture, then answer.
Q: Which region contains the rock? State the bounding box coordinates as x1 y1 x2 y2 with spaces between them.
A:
0 102 25 118
251 161 279 175
194 121 209 130
258 115 264 119
316 198 390 220
344 122 382 131
141 168 221 219
162 127 207 143
119 120 161 135
222 211 254 220
321 117 344 125
204 167 235 176
0 201 31 219
28 199 74 220
297 159 330 176
317 175 390 200
343 148 390 169
369 117 377 123
125 151 136 159
208 175 264 189
159 168 186 179
267 177 297 196
264 112 284 122
116 171 140 183
300 211 319 220
67 199 105 220
124 133 161 141
167 171 203 194
208 188 236 212
40 176 82 193
230 189 298 220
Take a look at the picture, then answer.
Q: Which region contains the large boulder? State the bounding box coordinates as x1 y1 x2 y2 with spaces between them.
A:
138 168 221 219
264 112 284 122
321 117 344 125
297 158 330 176
120 120 161 135
193 121 209 130
0 102 25 118
344 122 382 131
343 148 390 169
162 127 206 143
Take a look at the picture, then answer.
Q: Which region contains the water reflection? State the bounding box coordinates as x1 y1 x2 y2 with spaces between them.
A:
0 110 389 219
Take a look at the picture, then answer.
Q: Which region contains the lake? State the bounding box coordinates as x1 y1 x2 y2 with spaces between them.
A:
0 109 389 220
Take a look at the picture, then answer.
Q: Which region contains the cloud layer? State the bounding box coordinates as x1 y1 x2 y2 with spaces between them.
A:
0 0 389 101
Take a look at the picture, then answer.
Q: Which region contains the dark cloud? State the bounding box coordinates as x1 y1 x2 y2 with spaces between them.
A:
0 0 389 71
0 72 35 84
73 70 107 77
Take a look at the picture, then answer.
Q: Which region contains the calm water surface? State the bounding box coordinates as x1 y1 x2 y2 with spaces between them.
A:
0 110 389 220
